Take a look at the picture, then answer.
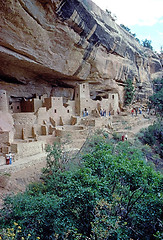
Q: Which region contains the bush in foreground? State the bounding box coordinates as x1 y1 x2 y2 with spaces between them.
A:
0 135 162 239
138 120 163 158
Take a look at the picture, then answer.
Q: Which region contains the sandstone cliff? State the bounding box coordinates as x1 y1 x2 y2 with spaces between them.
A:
0 0 162 104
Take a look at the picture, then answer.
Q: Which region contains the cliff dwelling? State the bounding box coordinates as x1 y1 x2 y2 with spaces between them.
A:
0 83 119 163
0 0 162 166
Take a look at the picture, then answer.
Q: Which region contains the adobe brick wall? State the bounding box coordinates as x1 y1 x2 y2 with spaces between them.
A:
11 141 45 160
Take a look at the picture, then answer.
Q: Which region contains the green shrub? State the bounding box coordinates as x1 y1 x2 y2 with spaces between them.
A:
138 120 163 158
149 77 163 115
112 132 121 141
0 138 162 239
142 39 153 50
124 79 134 105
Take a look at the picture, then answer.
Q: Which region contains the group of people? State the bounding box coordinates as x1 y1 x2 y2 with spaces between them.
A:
131 107 142 116
83 108 89 117
100 109 107 117
6 152 13 165
83 108 119 117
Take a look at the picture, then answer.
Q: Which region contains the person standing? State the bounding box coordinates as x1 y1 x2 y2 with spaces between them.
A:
121 135 125 141
135 108 138 116
131 109 134 116
125 134 128 141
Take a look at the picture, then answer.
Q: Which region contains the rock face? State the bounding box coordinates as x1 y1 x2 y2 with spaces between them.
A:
0 0 162 104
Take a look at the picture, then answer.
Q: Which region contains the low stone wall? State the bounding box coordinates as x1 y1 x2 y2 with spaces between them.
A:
11 141 45 161
14 124 33 139
13 113 36 125
38 135 61 146
55 125 86 139
81 117 111 128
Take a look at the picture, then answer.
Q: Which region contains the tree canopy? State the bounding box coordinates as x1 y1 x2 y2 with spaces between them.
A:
124 78 134 105
120 24 140 42
0 135 162 240
142 39 153 50
149 77 163 115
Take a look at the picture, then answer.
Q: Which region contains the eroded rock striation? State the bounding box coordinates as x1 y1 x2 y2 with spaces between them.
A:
0 0 162 103
0 0 163 163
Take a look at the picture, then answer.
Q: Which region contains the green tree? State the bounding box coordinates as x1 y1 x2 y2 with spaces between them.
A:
142 39 153 50
138 120 163 158
0 137 162 239
120 24 131 33
120 24 139 40
149 77 163 115
161 46 163 53
124 78 134 105
152 77 163 93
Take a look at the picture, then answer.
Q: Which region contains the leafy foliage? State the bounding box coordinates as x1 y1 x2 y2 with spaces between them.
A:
142 39 153 50
161 46 163 53
120 24 140 42
124 78 134 105
120 24 131 33
0 137 162 240
149 77 163 115
138 120 163 158
152 78 163 93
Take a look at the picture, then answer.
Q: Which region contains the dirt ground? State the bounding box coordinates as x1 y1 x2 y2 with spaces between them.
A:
0 155 47 209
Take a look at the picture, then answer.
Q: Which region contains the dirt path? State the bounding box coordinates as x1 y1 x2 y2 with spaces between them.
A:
113 114 155 139
130 121 153 134
0 154 47 209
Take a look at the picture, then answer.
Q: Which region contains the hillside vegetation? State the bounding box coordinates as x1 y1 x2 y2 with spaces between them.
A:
149 77 163 115
138 77 163 160
0 134 162 240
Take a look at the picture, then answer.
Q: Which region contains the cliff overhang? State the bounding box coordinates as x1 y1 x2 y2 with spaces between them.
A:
0 0 162 102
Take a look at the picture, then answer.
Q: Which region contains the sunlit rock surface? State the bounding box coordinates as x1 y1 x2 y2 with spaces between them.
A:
0 0 162 103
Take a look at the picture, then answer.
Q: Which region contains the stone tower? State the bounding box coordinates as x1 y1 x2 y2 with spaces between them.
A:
75 83 90 115
0 90 8 112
